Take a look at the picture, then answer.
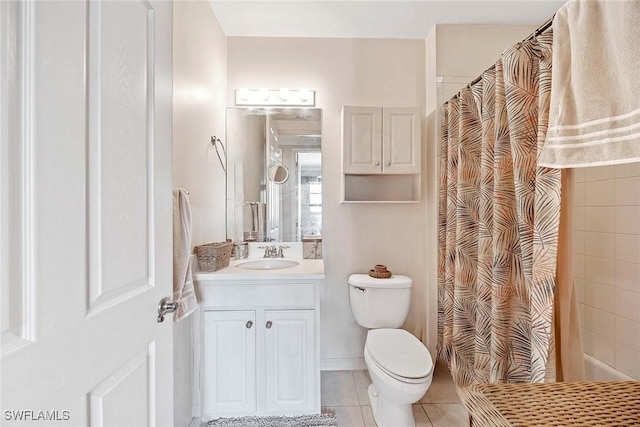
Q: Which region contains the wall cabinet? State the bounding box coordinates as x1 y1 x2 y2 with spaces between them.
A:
342 106 422 202
342 106 421 175
193 281 320 420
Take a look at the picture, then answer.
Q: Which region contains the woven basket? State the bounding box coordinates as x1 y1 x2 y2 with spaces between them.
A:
195 241 233 272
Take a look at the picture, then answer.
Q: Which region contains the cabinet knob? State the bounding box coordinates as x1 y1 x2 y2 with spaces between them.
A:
375 161 380 166
246 320 253 329
265 321 273 329
386 162 391 166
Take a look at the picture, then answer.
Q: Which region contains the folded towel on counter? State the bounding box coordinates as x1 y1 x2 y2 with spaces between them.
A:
539 0 640 168
173 188 197 321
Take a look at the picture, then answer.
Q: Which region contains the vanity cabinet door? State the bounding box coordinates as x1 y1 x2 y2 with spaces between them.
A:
264 310 316 413
203 310 256 416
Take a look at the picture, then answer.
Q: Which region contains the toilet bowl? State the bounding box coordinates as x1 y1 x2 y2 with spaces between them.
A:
364 328 433 427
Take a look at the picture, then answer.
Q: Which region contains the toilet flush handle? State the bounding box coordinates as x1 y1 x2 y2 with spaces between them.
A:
355 286 366 292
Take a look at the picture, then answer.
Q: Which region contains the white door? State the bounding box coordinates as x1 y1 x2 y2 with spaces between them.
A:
382 107 421 174
342 106 382 174
203 311 256 417
1 1 174 426
264 310 315 414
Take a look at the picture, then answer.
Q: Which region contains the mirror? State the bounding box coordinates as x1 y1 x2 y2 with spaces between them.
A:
226 107 322 243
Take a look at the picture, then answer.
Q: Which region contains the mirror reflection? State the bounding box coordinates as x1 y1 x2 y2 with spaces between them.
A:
226 107 322 243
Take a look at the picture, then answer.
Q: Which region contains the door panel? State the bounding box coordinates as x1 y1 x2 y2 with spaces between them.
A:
382 107 421 174
342 107 382 174
0 1 173 425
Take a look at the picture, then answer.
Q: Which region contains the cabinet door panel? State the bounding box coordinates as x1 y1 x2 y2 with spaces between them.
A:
264 310 316 413
382 107 421 174
343 106 382 174
203 310 256 416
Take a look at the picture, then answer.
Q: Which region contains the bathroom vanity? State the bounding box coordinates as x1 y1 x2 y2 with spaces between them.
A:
192 248 324 421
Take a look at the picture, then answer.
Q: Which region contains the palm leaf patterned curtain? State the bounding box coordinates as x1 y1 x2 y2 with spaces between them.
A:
437 31 562 387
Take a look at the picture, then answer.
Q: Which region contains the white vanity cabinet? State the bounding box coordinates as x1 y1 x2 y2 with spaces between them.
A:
342 106 421 175
193 273 322 421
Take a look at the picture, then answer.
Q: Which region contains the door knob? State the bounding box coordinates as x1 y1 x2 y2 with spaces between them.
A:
246 320 253 329
386 162 391 166
265 321 273 329
374 161 380 166
157 297 179 323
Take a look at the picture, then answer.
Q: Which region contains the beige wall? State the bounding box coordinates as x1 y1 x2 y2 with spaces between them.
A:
424 24 537 356
227 37 426 368
172 1 227 424
573 164 640 379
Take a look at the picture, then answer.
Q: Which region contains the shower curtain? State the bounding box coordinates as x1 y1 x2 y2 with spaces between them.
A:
437 31 569 387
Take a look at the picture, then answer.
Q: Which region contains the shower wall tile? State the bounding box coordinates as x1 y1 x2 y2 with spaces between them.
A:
585 306 615 337
584 207 615 232
574 168 585 183
584 330 615 366
614 343 640 379
584 257 615 287
584 281 615 312
575 278 585 303
573 254 585 279
584 232 614 258
614 177 640 205
615 316 640 351
615 261 640 293
573 230 585 255
584 180 614 206
614 163 640 178
614 234 640 263
615 206 640 234
584 165 615 181
615 289 640 322
574 207 585 231
574 182 585 207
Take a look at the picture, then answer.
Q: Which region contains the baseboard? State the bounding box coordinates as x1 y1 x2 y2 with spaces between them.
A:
320 357 366 371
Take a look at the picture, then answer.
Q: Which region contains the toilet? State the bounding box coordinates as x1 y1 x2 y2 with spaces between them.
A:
349 274 433 427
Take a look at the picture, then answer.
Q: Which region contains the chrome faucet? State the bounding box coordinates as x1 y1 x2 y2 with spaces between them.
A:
259 245 290 258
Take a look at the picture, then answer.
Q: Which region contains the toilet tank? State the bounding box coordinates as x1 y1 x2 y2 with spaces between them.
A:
348 274 412 329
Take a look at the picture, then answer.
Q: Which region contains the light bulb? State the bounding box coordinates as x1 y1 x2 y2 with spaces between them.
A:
259 88 269 101
298 88 310 102
238 88 250 101
279 88 290 101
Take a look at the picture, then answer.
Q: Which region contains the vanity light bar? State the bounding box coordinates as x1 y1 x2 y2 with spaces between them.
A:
235 88 315 107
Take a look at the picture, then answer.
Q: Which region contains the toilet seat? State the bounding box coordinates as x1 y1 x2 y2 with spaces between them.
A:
365 329 433 384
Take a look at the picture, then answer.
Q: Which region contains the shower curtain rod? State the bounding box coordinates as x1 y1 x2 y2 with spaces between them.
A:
462 15 555 90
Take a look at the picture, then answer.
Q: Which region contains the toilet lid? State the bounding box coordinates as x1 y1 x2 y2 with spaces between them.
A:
366 329 433 379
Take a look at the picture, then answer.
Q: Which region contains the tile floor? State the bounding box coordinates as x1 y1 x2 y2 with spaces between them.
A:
321 362 469 427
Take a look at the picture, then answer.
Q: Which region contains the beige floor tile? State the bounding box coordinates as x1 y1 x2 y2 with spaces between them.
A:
321 371 360 406
422 403 469 427
420 362 461 404
360 405 376 427
323 405 365 427
413 403 434 427
353 369 372 406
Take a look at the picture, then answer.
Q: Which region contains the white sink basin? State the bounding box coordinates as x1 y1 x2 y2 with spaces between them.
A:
236 259 300 270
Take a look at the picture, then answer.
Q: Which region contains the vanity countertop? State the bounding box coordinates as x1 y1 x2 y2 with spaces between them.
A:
193 257 325 282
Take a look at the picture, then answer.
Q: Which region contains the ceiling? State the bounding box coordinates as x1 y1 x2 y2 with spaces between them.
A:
209 1 566 39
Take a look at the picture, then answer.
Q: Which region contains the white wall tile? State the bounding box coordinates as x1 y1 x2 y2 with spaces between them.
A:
585 280 615 312
614 343 640 379
614 234 640 263
584 232 614 259
575 278 586 303
584 330 615 366
584 207 615 232
574 182 585 207
615 289 640 322
584 257 615 287
573 206 585 231
585 306 616 337
584 165 615 182
584 180 615 206
614 162 640 179
614 206 640 234
574 167 586 183
614 177 640 206
573 230 585 255
574 254 585 279
615 316 640 351
615 261 640 293
578 303 586 325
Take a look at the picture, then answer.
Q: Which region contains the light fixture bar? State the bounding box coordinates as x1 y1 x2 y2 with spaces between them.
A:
235 88 315 107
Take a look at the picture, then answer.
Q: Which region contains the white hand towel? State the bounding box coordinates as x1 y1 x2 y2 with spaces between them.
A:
173 188 197 321
539 0 640 168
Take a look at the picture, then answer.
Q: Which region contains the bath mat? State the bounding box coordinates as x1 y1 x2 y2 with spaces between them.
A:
207 413 338 427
